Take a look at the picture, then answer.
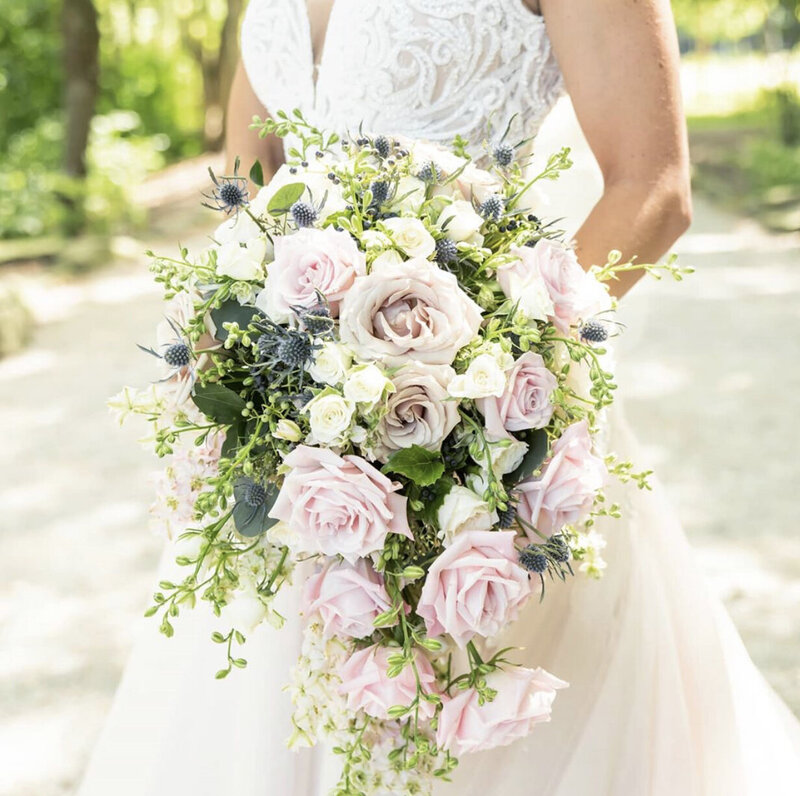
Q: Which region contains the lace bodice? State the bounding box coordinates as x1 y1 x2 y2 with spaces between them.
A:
240 0 564 155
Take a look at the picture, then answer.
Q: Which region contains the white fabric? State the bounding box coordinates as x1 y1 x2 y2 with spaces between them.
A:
79 3 800 793
239 0 564 156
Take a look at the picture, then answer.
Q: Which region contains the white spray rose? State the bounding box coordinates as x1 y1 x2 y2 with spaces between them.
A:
482 431 529 477
449 353 508 399
496 256 555 322
383 217 436 259
361 230 393 251
273 419 303 442
437 486 498 546
437 200 485 245
391 175 427 214
308 342 353 386
216 237 267 281
304 393 354 446
343 364 393 408
371 249 405 270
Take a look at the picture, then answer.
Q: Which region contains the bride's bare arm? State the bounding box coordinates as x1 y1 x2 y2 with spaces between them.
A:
225 60 285 187
541 0 692 297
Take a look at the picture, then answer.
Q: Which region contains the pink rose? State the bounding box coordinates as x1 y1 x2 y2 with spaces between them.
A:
530 238 610 333
303 558 394 639
436 667 567 756
417 531 531 647
269 445 412 562
516 420 606 539
338 644 438 722
256 227 366 321
477 351 557 436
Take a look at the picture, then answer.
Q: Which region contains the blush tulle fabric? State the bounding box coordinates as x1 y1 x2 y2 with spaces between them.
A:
78 406 800 795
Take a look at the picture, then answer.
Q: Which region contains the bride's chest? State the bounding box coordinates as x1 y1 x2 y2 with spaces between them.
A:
241 0 564 149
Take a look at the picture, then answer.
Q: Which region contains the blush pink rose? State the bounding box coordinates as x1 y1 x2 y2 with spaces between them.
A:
416 530 531 647
303 558 394 639
436 667 567 756
516 420 606 539
505 239 610 333
269 445 412 562
338 644 438 722
256 227 366 321
477 351 557 436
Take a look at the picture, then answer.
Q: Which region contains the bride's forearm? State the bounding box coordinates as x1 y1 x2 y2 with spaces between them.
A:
572 175 692 298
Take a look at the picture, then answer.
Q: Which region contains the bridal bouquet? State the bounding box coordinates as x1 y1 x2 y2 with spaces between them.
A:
111 110 688 795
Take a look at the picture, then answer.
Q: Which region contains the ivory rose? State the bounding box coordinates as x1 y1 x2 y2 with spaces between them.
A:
269 446 412 561
382 216 435 259
437 200 485 245
338 257 483 366
371 362 459 462
256 227 367 322
516 420 606 538
436 667 568 756
437 486 497 546
417 530 532 647
216 237 268 282
338 644 438 722
477 351 558 435
303 558 394 639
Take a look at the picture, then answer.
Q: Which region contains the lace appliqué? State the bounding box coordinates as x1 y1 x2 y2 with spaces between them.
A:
241 0 564 155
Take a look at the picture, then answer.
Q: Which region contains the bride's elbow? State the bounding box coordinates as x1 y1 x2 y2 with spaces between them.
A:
661 176 693 239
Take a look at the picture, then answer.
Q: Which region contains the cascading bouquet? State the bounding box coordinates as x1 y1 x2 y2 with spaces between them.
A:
110 109 689 795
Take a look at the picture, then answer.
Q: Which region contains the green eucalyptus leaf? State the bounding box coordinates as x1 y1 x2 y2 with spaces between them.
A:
249 159 264 187
267 182 306 215
232 478 280 537
382 445 445 487
192 382 246 425
210 300 260 343
506 427 549 486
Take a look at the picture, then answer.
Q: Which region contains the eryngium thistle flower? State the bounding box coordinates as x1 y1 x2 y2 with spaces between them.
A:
579 320 609 344
493 143 515 166
479 194 505 221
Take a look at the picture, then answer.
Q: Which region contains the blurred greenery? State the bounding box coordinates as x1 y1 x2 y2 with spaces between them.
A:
0 0 241 244
688 85 800 230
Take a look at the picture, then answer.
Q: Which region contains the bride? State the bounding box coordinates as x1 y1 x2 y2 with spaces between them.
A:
79 1 800 794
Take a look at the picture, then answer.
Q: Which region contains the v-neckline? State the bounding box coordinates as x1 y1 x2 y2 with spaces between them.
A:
301 0 336 100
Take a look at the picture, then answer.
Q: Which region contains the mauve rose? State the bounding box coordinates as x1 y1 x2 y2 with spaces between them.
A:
417 530 532 647
255 227 366 322
477 351 557 436
338 257 483 366
338 644 438 722
528 238 610 333
268 445 412 562
436 667 567 756
303 558 394 639
371 361 459 462
516 420 606 539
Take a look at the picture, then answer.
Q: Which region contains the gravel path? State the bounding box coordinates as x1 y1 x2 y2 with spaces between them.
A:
1 105 799 796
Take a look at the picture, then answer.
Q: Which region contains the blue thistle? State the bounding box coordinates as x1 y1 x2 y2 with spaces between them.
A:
579 320 609 344
202 157 249 215
163 342 191 368
519 547 548 574
374 135 391 158
479 194 505 222
291 200 318 228
493 143 515 167
417 161 442 183
435 237 458 266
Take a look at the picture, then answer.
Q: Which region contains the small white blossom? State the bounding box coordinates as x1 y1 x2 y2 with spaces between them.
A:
216 237 267 281
383 217 436 259
343 363 393 408
273 419 303 442
437 485 497 546
448 353 508 399
304 392 355 446
307 342 352 386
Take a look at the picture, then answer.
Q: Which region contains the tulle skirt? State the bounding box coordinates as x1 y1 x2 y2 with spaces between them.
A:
78 405 800 795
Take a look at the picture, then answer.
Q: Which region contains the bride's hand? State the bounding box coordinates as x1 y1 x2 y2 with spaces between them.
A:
542 0 693 297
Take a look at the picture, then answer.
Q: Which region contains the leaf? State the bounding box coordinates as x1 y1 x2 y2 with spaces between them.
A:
249 159 264 187
232 478 280 537
382 445 445 487
192 382 246 425
506 428 549 486
267 182 306 215
221 421 245 458
210 301 260 343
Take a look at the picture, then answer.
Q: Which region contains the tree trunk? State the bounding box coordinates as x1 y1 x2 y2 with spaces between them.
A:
62 0 100 178
182 0 244 152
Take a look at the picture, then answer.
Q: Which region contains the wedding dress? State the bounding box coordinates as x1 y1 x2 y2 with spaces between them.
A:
78 2 800 794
